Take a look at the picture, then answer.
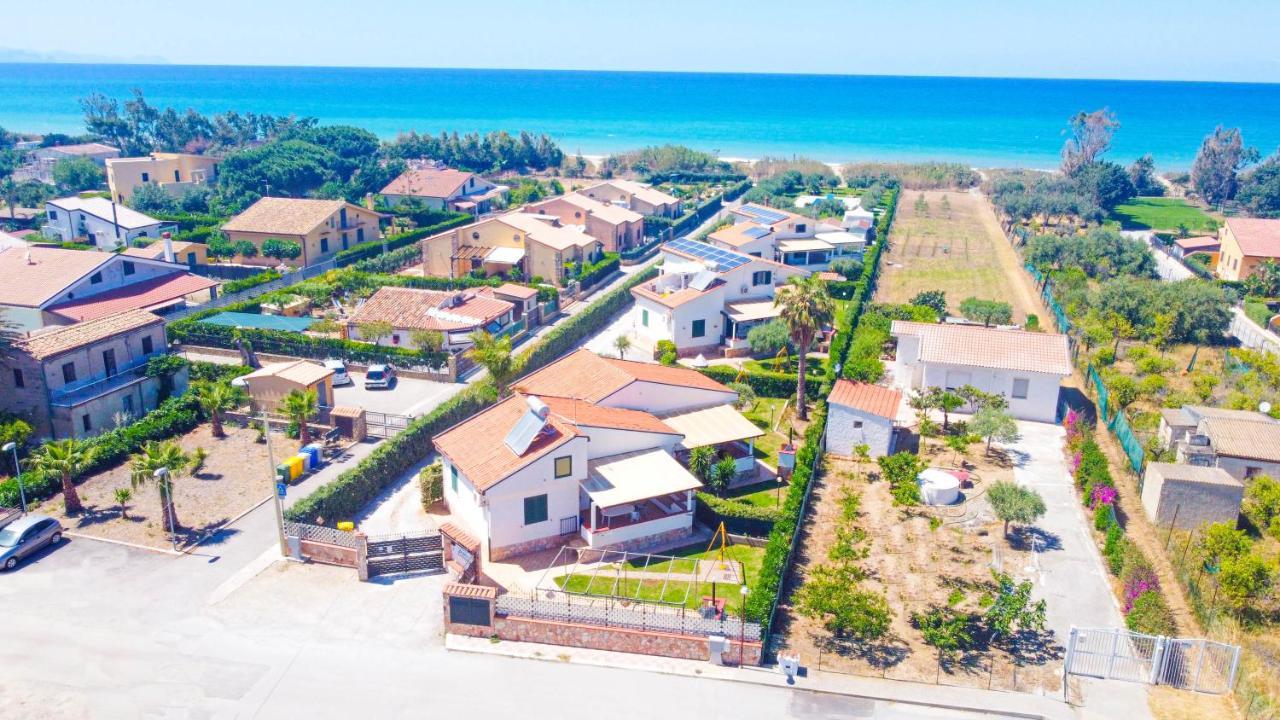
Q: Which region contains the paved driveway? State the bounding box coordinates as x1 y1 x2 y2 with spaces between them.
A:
332 371 465 417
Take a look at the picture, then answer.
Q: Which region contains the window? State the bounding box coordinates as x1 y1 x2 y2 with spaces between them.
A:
554 455 572 478
523 494 549 525
141 172 150 183
81 414 91 432
472 231 481 240
174 170 181 182
122 261 136 276
357 228 364 243
1246 466 1264 478
691 319 706 338
11 369 23 388
62 363 77 384
102 349 117 376
391 334 400 345
342 232 349 250
141 336 154 354
90 272 103 285
752 270 772 286
48 210 58 220
642 309 649 327
853 420 864 429
796 223 806 233
320 237 329 253
450 466 458 493
1011 378 1030 399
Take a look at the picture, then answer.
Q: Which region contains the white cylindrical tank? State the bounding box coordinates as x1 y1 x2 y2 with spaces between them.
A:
918 468 960 506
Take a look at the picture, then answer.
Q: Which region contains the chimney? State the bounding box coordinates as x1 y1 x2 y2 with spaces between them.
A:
161 231 175 264
364 192 375 210
24 250 34 265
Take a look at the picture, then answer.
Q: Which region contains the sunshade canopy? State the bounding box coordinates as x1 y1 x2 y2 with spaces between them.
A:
582 449 702 509
660 404 764 449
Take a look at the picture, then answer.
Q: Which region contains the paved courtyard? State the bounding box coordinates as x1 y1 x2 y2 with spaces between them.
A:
331 371 466 417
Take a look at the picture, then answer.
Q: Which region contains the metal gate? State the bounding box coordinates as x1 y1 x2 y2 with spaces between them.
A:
1066 627 1241 694
366 531 444 577
365 411 411 439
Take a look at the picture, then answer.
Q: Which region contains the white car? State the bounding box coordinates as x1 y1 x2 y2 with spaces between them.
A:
324 358 352 386
364 364 396 389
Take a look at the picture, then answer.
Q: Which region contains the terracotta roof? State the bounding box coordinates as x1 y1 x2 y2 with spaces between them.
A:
348 286 512 332
489 283 538 300
17 309 162 360
1203 417 1280 462
433 394 580 493
501 213 600 251
513 349 732 402
816 271 843 282
222 197 349 236
550 194 643 226
828 379 902 419
631 279 722 309
443 582 495 600
381 168 474 199
892 321 1072 376
439 522 481 553
243 359 333 387
120 241 199 260
1225 218 1280 259
588 180 679 208
1174 236 1219 252
0 246 113 307
541 396 679 436
1145 462 1242 488
46 272 218 322
710 222 772 248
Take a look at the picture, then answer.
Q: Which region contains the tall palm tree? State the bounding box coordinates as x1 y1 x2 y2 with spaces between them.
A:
774 275 835 420
129 440 191 532
192 381 244 439
27 438 94 515
281 388 318 445
613 334 632 360
466 331 519 397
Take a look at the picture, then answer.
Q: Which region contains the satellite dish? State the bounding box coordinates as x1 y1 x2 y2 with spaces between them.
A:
1261 402 1273 414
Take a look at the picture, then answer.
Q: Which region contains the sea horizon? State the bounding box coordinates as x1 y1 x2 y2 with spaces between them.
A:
6 62 1280 170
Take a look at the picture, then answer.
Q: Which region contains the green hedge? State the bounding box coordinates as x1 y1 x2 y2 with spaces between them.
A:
0 394 203 508
171 323 447 368
573 253 620 290
332 213 471 268
695 492 782 536
697 365 822 400
221 269 281 294
285 265 661 525
722 179 754 202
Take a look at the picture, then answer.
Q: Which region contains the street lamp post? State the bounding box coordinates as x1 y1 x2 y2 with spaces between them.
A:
242 378 289 557
153 467 177 552
3 442 25 513
739 584 750 667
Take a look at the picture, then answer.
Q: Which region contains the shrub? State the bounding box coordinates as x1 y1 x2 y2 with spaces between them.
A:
1126 590 1176 635
878 452 924 506
655 339 678 364
419 463 443 509
574 253 620 290
222 270 281 295
793 562 891 640
1093 504 1114 532
1103 524 1126 575
913 606 974 658
699 365 822 400
694 492 781 536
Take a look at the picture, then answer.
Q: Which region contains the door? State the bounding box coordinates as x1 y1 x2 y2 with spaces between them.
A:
102 349 117 377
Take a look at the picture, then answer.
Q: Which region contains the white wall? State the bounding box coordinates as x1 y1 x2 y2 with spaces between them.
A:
826 405 896 457
603 381 736 415
633 295 675 347
577 426 681 460
480 437 589 551
44 256 178 309
1214 455 1280 482
45 205 163 250
892 335 1062 423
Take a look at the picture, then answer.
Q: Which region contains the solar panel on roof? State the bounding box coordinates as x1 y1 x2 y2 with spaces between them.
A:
665 237 752 272
505 396 551 455
743 226 771 239
689 270 718 291
740 205 788 225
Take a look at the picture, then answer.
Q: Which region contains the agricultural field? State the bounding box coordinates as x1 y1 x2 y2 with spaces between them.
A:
876 190 1041 323
1109 197 1220 234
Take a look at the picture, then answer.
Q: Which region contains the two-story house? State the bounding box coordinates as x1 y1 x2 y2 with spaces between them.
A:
630 238 807 357
221 197 382 268
420 212 602 286
44 196 169 251
1216 218 1280 282
346 286 515 352
0 246 218 331
526 194 644 253
582 180 683 218
1 309 186 439
106 152 220 204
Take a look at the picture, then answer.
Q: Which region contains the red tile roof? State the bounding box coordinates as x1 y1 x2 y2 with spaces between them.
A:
433 394 581 493
18 309 162 360
347 286 512 332
828 379 902 419
513 349 732 402
541 396 678 435
46 272 218 322
892 321 1072 376
381 168 473 199
1226 218 1280 259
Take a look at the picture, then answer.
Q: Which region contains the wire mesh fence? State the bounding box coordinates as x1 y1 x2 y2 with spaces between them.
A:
496 592 761 643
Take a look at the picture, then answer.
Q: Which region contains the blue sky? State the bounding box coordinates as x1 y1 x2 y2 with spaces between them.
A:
6 0 1280 83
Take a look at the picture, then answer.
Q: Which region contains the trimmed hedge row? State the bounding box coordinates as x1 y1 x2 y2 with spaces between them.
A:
722 178 754 202
284 265 661 524
695 491 782 537
698 364 822 400
0 394 203 509
171 322 448 368
332 213 471 268
574 253 621 290
221 269 281 294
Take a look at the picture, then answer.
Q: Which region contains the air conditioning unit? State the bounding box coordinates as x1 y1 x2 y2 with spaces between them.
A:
740 285 749 293
1188 434 1211 447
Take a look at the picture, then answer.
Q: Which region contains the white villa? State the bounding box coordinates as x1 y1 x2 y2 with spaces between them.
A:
44 197 169 250
434 350 763 562
890 321 1071 423
711 203 867 271
630 238 806 357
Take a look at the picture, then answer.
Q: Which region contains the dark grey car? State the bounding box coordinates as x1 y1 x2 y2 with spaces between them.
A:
0 514 63 570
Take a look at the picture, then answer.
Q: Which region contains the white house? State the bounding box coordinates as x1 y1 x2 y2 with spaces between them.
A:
44 197 168 250
825 379 902 458
436 351 758 562
1165 409 1280 482
630 238 807 357
890 321 1071 423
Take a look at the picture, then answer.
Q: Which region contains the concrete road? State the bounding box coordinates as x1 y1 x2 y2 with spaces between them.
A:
0 533 1009 720
331 370 465 417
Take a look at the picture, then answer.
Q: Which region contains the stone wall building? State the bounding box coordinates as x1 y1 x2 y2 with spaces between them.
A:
1141 462 1244 530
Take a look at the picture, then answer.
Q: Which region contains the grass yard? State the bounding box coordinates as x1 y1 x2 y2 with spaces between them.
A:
725 479 789 509
553 542 764 612
876 190 1041 322
1110 197 1219 234
741 397 795 468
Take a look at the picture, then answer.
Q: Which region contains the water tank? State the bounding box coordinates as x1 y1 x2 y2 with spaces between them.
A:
917 468 960 506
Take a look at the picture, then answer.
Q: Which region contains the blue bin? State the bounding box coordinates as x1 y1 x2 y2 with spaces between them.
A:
302 444 323 469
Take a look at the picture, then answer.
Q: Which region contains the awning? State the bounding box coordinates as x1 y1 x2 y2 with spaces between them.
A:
778 238 835 253
486 246 526 265
725 300 781 323
583 449 702 509
816 230 867 246
660 404 764 449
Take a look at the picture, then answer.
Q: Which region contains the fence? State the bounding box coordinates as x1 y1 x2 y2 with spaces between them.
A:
496 593 761 643
1065 626 1240 695
169 259 338 321
284 520 359 549
365 530 443 577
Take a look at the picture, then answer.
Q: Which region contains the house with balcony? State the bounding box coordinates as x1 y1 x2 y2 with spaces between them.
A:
526 193 644 253
420 212 603 286
346 286 516 352
44 196 170 251
379 166 508 215
0 309 186 440
630 238 806 358
0 246 218 331
221 197 382 268
434 350 758 561
1159 405 1280 481
582 180 682 218
717 203 861 270
106 152 220 204
20 143 120 184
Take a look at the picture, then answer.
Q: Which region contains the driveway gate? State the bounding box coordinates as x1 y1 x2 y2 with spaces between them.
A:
365 411 411 439
365 530 444 577
1065 627 1241 694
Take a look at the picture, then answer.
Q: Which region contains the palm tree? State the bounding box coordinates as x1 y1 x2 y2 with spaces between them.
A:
281 388 318 445
27 438 93 515
129 440 191 532
467 331 519 397
774 275 835 420
192 381 244 439
613 334 632 360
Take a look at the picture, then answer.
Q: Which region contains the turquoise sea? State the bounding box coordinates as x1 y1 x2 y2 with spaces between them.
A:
4 63 1280 169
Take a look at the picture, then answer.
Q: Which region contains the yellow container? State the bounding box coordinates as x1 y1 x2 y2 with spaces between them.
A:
336 521 355 532
287 455 304 480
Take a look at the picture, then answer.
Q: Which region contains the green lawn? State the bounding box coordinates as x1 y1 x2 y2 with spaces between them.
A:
741 397 789 467
554 542 764 612
1110 197 1218 234
725 479 788 509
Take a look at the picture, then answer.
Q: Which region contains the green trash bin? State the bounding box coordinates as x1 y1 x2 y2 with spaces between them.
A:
276 463 291 484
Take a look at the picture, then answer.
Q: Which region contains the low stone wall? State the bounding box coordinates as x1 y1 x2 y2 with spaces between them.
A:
488 533 567 562
299 539 358 568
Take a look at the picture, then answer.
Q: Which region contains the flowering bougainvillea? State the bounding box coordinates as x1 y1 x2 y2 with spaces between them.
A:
1091 485 1117 509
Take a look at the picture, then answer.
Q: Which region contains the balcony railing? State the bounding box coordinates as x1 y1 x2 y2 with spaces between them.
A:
50 352 162 407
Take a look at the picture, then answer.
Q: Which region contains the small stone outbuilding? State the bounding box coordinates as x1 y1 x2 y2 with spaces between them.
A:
1141 462 1244 530
825 379 901 458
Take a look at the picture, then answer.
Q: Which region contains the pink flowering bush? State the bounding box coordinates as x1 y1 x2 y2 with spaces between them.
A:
1121 561 1161 613
1091 485 1117 509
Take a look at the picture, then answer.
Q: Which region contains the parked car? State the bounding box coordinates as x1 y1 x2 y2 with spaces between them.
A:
0 514 63 570
324 358 352 386
364 364 396 389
